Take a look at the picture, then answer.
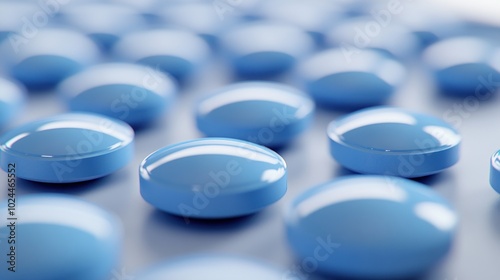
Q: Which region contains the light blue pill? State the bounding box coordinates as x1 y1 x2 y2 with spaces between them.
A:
327 106 461 177
112 29 210 81
195 82 315 147
299 48 405 109
0 28 100 89
423 37 500 97
221 21 314 78
136 255 283 280
0 113 134 183
286 175 457 279
0 77 25 129
58 63 177 127
0 194 122 280
490 150 500 194
140 138 287 219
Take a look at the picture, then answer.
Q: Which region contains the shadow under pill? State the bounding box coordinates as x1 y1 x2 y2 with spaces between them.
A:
490 200 500 237
15 174 117 196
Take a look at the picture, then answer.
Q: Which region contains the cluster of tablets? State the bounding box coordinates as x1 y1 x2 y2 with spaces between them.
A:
0 0 499 279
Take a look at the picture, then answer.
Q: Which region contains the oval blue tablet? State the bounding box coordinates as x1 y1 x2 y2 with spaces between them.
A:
136 255 283 280
0 113 134 183
195 82 315 147
140 138 287 219
0 77 25 129
423 37 500 97
0 194 122 280
58 63 177 126
113 29 210 81
1 28 100 89
220 21 314 78
286 175 457 279
299 48 405 109
327 106 461 177
490 150 500 194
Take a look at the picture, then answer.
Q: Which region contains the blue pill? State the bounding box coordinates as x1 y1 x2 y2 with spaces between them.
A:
112 29 210 81
423 37 500 97
0 194 122 280
490 150 500 194
299 48 405 109
0 113 134 183
140 138 287 219
0 28 100 89
221 21 314 78
195 82 315 147
136 255 283 280
58 63 177 127
0 77 25 129
286 175 457 279
327 106 461 177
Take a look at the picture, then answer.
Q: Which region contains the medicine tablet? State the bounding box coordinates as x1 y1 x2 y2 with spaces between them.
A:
327 106 461 177
136 255 283 280
0 113 134 183
490 150 500 194
195 82 315 147
299 48 405 109
0 77 25 129
0 194 122 280
140 138 287 219
285 175 457 279
58 63 177 127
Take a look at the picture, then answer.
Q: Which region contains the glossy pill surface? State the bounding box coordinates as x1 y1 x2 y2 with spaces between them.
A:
58 63 177 126
286 175 457 279
0 77 25 129
327 107 461 177
195 82 315 147
140 138 287 219
0 194 122 280
490 150 500 194
0 113 134 183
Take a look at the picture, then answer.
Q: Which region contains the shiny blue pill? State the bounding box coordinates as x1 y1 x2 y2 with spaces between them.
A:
0 77 25 129
423 37 500 97
286 175 457 279
490 150 500 194
136 255 283 280
195 82 315 147
113 29 210 81
140 138 287 219
0 113 134 183
0 194 122 280
58 63 177 127
299 48 406 109
327 107 461 177
221 21 314 78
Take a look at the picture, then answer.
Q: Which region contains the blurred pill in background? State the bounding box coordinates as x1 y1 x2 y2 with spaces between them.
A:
298 48 406 110
0 1 38 43
195 82 314 148
0 77 25 129
490 150 500 194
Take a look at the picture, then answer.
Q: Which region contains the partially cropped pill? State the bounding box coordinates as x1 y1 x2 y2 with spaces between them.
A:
0 113 134 183
286 175 457 279
0 194 122 280
490 150 500 194
299 48 405 109
1 28 100 89
0 77 25 129
327 106 461 177
113 29 210 81
221 21 314 78
58 63 176 127
140 138 287 219
423 37 500 97
195 82 314 147
136 255 283 280
0 1 38 43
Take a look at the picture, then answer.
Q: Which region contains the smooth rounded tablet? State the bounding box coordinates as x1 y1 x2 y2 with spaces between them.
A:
0 77 25 129
140 138 287 219
286 175 457 279
195 82 315 147
1 28 100 89
113 29 210 81
58 63 177 126
490 150 500 194
0 113 134 183
0 194 122 280
299 48 405 109
136 255 283 280
423 37 500 97
327 106 461 177
221 21 314 78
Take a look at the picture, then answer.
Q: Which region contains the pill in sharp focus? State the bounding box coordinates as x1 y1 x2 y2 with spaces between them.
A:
0 77 25 129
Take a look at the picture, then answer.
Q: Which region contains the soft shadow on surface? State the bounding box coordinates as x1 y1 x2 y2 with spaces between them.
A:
16 173 118 195
411 172 448 186
490 200 500 237
305 267 423 280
